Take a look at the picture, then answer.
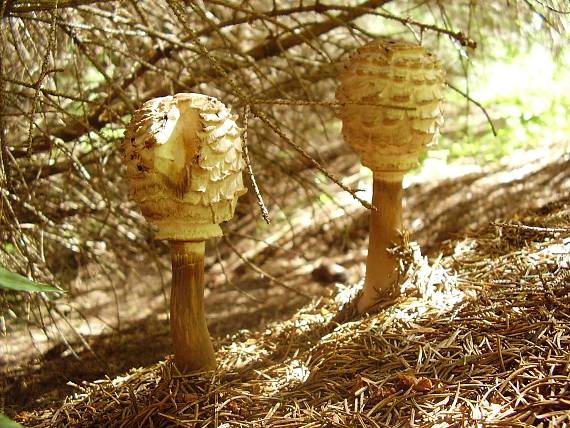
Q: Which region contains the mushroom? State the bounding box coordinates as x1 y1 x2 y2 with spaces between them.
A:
336 40 445 314
122 93 246 371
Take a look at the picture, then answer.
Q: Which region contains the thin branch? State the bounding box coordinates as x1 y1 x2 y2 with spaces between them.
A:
250 107 374 210
448 82 497 137
250 98 415 110
223 236 310 299
243 105 271 224
491 222 570 234
4 0 110 15
30 0 394 146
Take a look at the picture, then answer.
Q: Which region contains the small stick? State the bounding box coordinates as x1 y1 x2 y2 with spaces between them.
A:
491 222 569 234
243 105 271 224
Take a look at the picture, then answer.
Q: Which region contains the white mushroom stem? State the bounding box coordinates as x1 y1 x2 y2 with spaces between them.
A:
170 241 215 371
359 176 403 313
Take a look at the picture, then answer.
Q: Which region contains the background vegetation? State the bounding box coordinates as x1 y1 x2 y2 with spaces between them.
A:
1 0 568 348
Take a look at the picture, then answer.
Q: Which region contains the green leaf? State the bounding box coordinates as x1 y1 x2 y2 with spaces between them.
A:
0 414 24 428
0 266 62 293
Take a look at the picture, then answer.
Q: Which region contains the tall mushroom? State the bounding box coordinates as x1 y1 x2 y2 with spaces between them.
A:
336 40 445 314
122 93 246 371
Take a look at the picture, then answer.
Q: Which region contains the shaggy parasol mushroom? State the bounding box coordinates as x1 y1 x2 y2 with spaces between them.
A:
336 40 445 313
122 93 246 371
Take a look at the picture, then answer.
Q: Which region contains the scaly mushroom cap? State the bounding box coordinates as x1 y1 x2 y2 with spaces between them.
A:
122 93 246 241
336 40 445 176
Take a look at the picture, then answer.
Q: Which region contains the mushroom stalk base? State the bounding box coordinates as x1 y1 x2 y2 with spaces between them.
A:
358 177 403 313
170 241 215 372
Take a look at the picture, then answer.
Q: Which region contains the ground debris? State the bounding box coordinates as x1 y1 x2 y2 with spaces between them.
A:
20 200 570 427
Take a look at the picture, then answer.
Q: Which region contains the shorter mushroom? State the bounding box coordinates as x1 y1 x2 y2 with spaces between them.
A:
336 40 445 313
122 93 246 371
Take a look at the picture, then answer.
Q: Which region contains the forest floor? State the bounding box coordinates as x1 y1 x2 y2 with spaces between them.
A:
2 143 569 427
